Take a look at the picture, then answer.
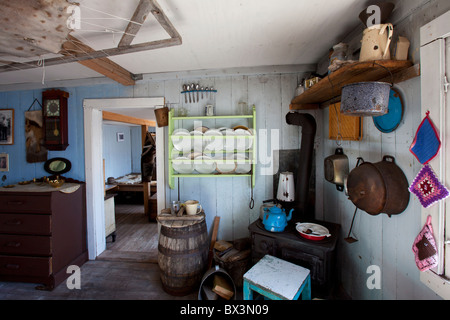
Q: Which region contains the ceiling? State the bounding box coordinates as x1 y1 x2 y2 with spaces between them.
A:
0 0 376 87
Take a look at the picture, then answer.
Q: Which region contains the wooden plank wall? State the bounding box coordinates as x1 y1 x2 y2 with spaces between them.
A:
158 74 319 241
315 0 450 300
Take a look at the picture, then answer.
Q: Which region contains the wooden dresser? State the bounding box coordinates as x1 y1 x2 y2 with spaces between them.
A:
0 182 88 290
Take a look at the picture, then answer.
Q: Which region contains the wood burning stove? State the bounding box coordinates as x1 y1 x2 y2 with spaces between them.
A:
249 112 340 297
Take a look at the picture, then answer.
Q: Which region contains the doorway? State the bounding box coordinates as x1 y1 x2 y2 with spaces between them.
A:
83 98 165 260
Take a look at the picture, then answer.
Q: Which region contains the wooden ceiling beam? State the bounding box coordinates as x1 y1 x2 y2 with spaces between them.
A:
119 0 154 47
0 37 181 73
62 35 135 86
148 0 182 39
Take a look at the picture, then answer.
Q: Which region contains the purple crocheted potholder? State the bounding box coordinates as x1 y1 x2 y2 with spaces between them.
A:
410 112 441 165
409 164 449 209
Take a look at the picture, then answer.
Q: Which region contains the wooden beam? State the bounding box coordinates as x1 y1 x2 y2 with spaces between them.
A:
102 111 156 127
62 35 135 86
148 0 182 39
119 0 154 47
0 37 181 73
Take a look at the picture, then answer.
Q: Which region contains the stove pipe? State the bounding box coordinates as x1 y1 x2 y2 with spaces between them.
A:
285 112 317 216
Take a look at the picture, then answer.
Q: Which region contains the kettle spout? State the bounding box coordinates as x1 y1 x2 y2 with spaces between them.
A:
287 209 294 222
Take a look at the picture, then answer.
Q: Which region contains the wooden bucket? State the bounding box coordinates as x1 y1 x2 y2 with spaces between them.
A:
154 107 169 127
157 218 209 296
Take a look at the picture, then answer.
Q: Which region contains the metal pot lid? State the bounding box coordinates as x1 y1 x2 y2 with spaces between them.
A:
373 88 404 133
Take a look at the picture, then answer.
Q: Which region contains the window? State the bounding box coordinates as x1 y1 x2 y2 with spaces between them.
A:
420 10 450 299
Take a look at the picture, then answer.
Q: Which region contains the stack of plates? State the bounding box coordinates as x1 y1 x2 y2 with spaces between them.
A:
172 156 194 174
194 155 216 174
234 154 251 174
234 128 253 151
215 154 237 174
204 129 223 151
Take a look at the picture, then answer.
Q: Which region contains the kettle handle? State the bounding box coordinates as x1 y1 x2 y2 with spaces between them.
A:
380 23 394 59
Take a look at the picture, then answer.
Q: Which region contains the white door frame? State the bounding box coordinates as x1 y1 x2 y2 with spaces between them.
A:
83 97 165 259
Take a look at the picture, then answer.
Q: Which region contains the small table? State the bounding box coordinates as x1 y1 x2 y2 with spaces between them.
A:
243 255 311 300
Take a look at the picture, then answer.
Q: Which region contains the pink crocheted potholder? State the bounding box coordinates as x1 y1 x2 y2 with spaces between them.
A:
412 216 438 272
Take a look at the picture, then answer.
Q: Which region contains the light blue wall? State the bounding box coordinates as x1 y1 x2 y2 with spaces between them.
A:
102 124 132 179
0 83 133 185
102 124 143 179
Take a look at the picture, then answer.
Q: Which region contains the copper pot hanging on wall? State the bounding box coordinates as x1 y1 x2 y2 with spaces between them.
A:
346 156 410 217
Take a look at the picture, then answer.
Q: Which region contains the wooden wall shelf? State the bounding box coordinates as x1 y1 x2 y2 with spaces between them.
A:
290 60 417 110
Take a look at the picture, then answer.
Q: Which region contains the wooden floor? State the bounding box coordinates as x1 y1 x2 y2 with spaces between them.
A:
0 204 198 300
97 204 159 263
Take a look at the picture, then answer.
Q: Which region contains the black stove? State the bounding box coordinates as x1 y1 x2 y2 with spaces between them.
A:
249 219 340 297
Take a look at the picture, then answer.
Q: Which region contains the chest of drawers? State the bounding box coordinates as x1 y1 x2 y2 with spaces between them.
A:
0 183 88 290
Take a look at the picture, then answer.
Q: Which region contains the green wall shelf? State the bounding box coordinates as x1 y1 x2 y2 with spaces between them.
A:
168 106 256 189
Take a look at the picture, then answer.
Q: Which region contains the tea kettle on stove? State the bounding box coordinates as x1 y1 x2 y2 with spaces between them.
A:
263 206 294 233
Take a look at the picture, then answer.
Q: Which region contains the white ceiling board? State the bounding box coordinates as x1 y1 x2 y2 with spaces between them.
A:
0 0 373 86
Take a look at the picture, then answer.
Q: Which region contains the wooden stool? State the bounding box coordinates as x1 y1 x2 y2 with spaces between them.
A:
243 255 311 300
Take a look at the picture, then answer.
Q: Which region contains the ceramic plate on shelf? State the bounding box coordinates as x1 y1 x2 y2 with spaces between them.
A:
218 128 235 151
190 130 205 151
171 132 191 152
186 152 203 160
234 128 253 150
173 157 194 174
194 155 216 174
234 154 251 174
204 129 223 151
215 154 236 174
218 127 233 133
172 128 190 135
194 126 209 133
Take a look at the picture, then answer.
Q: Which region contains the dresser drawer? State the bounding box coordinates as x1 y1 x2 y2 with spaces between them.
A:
0 256 51 277
0 235 51 256
0 195 51 213
0 214 51 235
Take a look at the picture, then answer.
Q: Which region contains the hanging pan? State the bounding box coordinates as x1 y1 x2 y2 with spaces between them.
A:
346 156 410 217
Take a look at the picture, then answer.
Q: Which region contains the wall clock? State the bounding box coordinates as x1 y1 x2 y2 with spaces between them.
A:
42 89 69 151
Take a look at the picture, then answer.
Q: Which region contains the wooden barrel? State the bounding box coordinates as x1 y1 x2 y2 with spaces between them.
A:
157 217 209 296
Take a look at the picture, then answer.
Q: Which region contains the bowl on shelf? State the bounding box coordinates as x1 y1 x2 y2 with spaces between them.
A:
48 178 65 188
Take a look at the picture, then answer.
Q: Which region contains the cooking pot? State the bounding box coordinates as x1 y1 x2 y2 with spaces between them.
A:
341 82 391 117
263 206 294 233
324 148 349 192
346 156 409 217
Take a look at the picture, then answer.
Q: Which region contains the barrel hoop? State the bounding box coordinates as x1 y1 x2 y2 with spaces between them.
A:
158 240 209 257
160 222 207 239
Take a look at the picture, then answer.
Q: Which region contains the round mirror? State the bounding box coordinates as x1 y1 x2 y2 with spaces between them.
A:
44 158 72 175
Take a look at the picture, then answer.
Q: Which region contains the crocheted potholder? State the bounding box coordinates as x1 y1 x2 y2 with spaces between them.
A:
412 216 438 272
410 112 441 165
409 164 449 209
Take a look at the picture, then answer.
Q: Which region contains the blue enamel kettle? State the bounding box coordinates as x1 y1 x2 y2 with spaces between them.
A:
263 206 294 232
